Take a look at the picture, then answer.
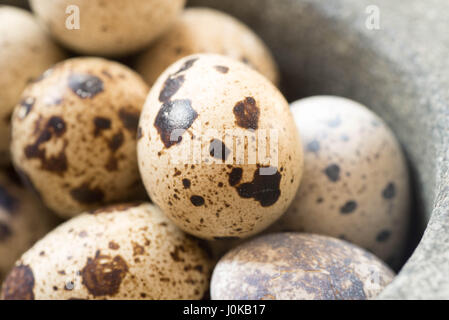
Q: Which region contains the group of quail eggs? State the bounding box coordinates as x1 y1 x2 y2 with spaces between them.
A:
0 0 410 300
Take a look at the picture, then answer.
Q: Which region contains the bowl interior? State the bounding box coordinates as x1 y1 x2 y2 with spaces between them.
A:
188 0 429 269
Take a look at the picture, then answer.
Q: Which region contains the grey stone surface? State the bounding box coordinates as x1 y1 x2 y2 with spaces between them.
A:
189 0 449 299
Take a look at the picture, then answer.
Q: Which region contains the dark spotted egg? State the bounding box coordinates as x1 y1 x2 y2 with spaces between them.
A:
0 6 65 166
137 54 304 240
30 0 186 57
0 203 212 300
0 168 57 283
135 7 279 88
271 96 410 267
10 57 149 218
211 233 395 300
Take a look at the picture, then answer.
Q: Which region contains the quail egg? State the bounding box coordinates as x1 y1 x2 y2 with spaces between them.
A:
137 54 303 240
30 0 186 57
211 233 395 300
10 57 149 218
271 96 410 266
135 7 279 87
0 6 65 166
1 203 212 300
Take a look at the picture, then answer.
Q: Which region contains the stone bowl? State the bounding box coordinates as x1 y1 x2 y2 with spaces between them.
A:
189 0 449 299
2 0 447 299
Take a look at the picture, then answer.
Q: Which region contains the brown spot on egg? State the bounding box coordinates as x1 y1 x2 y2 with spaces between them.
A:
108 131 124 152
170 245 186 262
209 139 231 161
190 195 205 207
132 242 145 256
70 183 105 204
327 115 341 128
0 222 12 241
234 167 281 207
24 116 68 174
159 75 185 103
324 164 340 182
241 57 250 65
1 264 35 300
101 70 112 78
118 109 140 134
233 97 260 130
93 117 111 137
173 58 198 75
81 250 129 297
173 169 181 177
306 140 320 153
228 168 243 186
182 179 191 189
18 97 35 119
154 99 198 148
382 183 396 199
340 201 357 214
214 65 229 73
105 131 125 171
68 73 104 99
108 241 120 250
78 231 88 238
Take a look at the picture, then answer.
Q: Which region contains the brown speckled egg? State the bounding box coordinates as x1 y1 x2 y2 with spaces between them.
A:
0 6 65 166
271 96 410 267
0 203 212 300
211 233 395 300
30 0 186 57
137 54 303 240
135 7 279 87
0 167 58 283
10 57 149 218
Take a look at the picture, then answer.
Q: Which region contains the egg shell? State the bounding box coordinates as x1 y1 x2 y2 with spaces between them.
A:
137 54 304 240
0 203 212 300
271 96 410 266
135 7 279 87
29 0 185 57
10 57 149 218
211 233 395 300
0 167 57 283
0 6 65 166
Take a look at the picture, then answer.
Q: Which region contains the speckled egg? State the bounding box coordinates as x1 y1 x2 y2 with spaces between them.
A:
1 203 212 300
271 96 410 267
137 54 303 240
211 233 395 300
10 57 149 218
0 6 65 166
0 167 57 283
135 7 279 87
30 0 186 57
